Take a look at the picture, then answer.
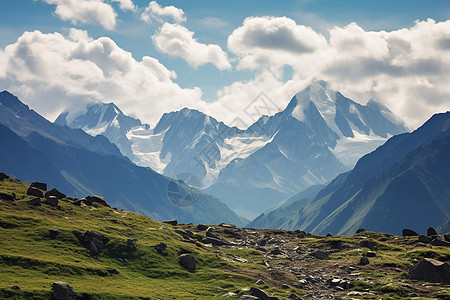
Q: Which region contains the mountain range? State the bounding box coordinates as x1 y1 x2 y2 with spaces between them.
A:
56 81 408 219
0 91 244 226
249 111 450 235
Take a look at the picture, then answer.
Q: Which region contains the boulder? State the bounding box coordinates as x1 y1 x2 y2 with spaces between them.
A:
45 196 59 207
73 198 90 206
427 227 438 236
444 233 450 242
152 242 167 253
0 191 15 201
51 281 76 300
127 239 138 251
418 235 430 243
27 187 44 198
82 231 109 256
409 258 450 283
45 188 66 199
202 237 230 246
336 242 350 250
402 229 419 237
311 250 329 260
249 287 270 300
0 173 10 181
366 251 376 257
359 240 375 250
28 197 41 206
178 254 197 272
11 285 20 290
430 238 450 247
326 233 332 237
86 195 110 207
163 220 178 226
197 224 209 231
30 182 47 191
219 223 236 228
49 229 62 239
356 228 366 234
206 231 220 239
268 249 283 256
255 279 265 286
359 257 370 265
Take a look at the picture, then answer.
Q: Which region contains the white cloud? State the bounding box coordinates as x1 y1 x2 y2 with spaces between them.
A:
112 0 135 12
42 0 118 30
153 23 231 70
226 17 450 128
141 1 185 24
0 30 202 124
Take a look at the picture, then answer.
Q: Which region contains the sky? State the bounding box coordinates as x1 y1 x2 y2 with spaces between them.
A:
0 0 450 129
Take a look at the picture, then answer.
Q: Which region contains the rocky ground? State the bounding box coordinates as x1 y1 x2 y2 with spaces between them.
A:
172 223 450 299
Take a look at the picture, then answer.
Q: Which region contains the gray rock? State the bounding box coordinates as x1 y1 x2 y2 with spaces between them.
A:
82 231 109 256
0 191 15 201
163 220 178 226
45 196 59 207
179 253 197 272
49 229 62 239
359 240 374 250
402 228 419 237
11 285 20 290
51 281 76 300
240 296 259 300
326 233 332 237
86 195 109 207
27 187 44 198
418 235 430 243
0 173 10 181
197 224 209 231
288 293 299 299
409 258 450 283
30 182 47 191
336 242 350 250
45 188 66 199
366 251 376 257
427 227 438 236
28 197 41 206
249 287 270 300
430 238 450 247
311 250 329 260
202 237 229 246
219 223 236 228
356 228 366 234
268 249 283 256
255 279 265 286
206 231 220 239
152 242 167 253
444 233 450 242
359 256 370 265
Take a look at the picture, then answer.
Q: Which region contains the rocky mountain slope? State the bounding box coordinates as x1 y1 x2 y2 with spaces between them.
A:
0 91 244 226
251 111 450 235
0 176 449 299
57 81 407 219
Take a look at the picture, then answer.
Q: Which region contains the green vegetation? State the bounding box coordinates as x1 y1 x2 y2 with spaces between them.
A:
0 179 302 299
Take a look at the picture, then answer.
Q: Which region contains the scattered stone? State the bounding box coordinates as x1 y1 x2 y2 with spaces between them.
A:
206 231 220 239
356 228 366 234
418 235 430 243
427 227 438 236
222 292 237 297
202 237 230 246
281 284 290 289
30 182 47 191
28 197 41 206
359 240 375 250
11 285 20 290
255 279 265 286
152 242 167 253
197 224 209 231
49 229 62 239
249 287 270 300
409 258 450 283
163 220 178 226
219 223 236 228
178 253 197 272
86 195 109 207
45 188 66 199
27 187 44 198
311 250 329 260
402 228 419 237
430 238 450 247
45 196 59 207
0 173 10 181
444 233 450 242
359 256 370 265
268 249 283 256
0 191 15 201
366 251 376 257
127 239 138 251
51 281 76 300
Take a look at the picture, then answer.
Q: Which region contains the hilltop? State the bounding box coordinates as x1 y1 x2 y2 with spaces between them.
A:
0 174 449 299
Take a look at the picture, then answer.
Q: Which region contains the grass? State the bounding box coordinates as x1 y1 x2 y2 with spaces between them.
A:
0 178 304 299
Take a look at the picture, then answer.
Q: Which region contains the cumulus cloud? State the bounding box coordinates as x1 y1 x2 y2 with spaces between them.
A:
141 1 186 24
226 17 450 128
42 0 118 30
153 23 231 70
112 0 136 12
0 30 202 124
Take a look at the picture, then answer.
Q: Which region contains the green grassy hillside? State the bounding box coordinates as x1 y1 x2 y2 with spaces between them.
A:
0 177 300 299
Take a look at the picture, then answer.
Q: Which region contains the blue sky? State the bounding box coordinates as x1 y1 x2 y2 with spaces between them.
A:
0 0 449 128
